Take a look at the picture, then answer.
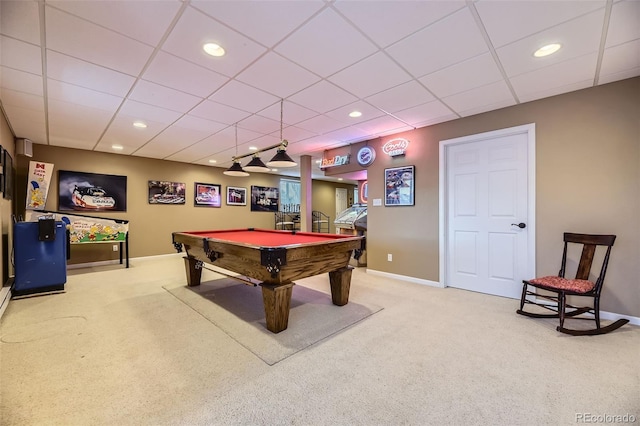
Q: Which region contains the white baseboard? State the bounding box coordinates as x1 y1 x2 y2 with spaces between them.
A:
0 285 12 320
366 269 443 288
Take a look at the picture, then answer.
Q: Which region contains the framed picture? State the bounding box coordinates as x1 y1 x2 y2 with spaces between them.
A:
2 149 13 200
226 186 246 206
59 170 127 211
250 185 279 212
194 182 221 207
385 165 415 206
148 181 185 204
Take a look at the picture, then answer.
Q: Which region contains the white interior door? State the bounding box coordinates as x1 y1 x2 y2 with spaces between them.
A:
440 124 535 299
335 188 348 234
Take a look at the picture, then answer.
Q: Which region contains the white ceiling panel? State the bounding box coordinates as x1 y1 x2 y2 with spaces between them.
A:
235 52 321 98
48 0 181 46
365 81 436 114
476 0 605 48
45 6 153 76
275 8 378 78
419 53 504 99
0 36 42 75
497 9 605 78
142 51 229 98
334 0 466 48
46 51 136 97
191 1 325 48
162 6 267 78
443 80 516 118
0 1 41 45
0 1 636 177
386 8 489 78
128 80 202 114
328 52 412 99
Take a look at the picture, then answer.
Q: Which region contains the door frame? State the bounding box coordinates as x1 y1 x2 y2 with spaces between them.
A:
438 123 536 290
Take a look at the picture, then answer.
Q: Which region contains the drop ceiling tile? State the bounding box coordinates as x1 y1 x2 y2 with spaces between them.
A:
173 114 226 135
288 80 357 114
2 104 46 142
143 51 229 98
189 100 251 125
48 0 181 46
497 9 605 78
598 67 640 85
45 7 153 76
393 100 457 127
443 80 516 117
129 80 203 114
324 101 385 126
275 8 378 78
0 36 42 74
0 88 44 112
191 1 325 48
320 126 370 145
236 52 320 98
256 101 318 126
386 8 488 78
46 51 136 97
0 0 41 45
47 79 122 112
162 6 267 78
600 40 640 79
335 0 465 47
119 99 183 125
475 0 605 48
295 114 350 135
239 134 280 152
511 53 598 101
351 115 411 137
165 133 235 163
275 125 317 144
365 81 435 114
606 0 640 47
419 53 504 98
48 99 113 147
97 116 166 152
237 114 280 135
0 67 43 96
134 124 215 159
208 80 278 113
328 52 412 98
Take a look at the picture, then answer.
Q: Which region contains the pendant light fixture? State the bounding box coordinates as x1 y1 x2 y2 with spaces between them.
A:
223 123 249 177
243 154 270 172
267 99 297 168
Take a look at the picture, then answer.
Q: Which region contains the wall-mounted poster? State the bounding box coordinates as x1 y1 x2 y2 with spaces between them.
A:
148 181 185 204
385 165 415 206
59 170 127 211
226 186 246 206
194 182 221 207
250 185 279 212
26 161 55 210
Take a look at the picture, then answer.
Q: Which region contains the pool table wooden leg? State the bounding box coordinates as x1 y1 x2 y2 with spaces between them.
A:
329 266 354 306
183 256 202 287
261 283 294 333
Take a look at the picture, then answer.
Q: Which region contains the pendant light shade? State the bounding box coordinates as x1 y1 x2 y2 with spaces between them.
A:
243 154 270 172
223 161 249 177
267 145 297 168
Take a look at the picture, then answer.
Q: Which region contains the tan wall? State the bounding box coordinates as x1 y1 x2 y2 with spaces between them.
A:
0 112 16 285
360 77 638 317
14 148 355 264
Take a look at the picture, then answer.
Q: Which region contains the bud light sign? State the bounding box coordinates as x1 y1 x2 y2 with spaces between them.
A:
382 138 409 157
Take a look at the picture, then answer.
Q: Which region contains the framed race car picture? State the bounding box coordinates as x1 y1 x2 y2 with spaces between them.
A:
226 186 246 206
148 181 185 205
194 182 221 207
58 170 127 211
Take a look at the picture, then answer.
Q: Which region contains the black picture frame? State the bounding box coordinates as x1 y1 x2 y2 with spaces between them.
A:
148 181 186 205
194 182 221 207
59 170 127 211
250 185 279 212
384 165 415 206
226 186 247 206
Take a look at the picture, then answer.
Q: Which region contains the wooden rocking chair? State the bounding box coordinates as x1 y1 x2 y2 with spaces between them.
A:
516 232 629 336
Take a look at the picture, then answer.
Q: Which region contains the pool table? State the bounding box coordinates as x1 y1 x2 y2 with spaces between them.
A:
172 228 364 333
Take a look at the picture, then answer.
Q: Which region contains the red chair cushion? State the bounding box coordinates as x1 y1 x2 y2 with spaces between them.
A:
527 276 595 293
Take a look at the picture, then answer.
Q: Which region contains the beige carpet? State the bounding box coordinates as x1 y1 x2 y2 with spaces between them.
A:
164 278 382 365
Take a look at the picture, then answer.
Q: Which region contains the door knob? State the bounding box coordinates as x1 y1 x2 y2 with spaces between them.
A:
511 222 526 229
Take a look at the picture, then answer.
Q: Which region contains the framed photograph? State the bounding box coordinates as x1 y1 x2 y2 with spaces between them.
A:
59 170 127 211
226 186 247 206
194 182 221 207
385 165 415 206
148 181 185 204
2 149 13 200
250 185 279 212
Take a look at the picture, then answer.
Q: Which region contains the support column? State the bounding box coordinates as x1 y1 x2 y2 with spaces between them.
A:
300 154 312 232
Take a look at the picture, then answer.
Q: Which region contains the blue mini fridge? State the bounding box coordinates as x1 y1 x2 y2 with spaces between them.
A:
13 220 67 297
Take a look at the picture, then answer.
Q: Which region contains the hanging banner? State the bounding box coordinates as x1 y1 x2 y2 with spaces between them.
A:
25 161 54 210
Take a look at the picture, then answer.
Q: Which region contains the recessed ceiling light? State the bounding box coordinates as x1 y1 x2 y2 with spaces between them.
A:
315 160 321 164
349 111 362 118
338 178 343 181
534 43 562 58
203 43 225 57
133 121 147 129
271 168 278 172
111 144 123 151
208 159 217 164
249 146 258 151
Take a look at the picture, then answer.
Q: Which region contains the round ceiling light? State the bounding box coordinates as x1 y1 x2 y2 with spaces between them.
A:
349 111 362 118
203 43 225 57
534 43 562 58
133 121 147 129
